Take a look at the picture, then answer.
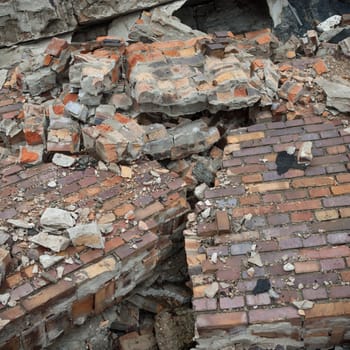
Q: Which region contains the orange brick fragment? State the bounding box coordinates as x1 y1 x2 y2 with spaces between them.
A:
313 59 328 75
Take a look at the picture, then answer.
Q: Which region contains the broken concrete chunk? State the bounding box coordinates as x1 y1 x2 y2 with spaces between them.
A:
40 208 76 229
0 69 8 90
204 282 219 298
298 141 313 164
0 248 11 285
7 219 34 229
30 232 70 253
316 77 350 112
316 15 342 32
65 101 89 122
67 222 104 249
340 37 350 57
52 153 76 167
283 262 295 272
39 254 65 269
23 68 56 96
248 252 263 267
292 300 314 310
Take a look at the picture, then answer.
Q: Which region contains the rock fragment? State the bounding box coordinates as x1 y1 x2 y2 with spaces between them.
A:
40 208 76 229
52 153 76 167
67 222 104 249
30 232 70 253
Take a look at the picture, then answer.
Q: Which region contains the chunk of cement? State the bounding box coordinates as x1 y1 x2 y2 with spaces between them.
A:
39 254 65 269
30 232 70 253
40 208 76 229
67 222 104 249
52 153 76 167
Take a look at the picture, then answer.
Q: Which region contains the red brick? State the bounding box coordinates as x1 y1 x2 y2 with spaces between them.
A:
257 240 279 252
216 211 230 234
303 288 328 300
21 280 74 312
196 312 248 331
193 298 217 311
340 208 350 217
72 294 94 322
309 187 331 198
205 186 245 199
331 184 350 195
285 189 308 200
329 286 350 299
134 201 164 220
242 173 262 183
291 211 313 222
45 37 68 57
279 237 303 249
294 261 320 274
240 194 260 205
267 214 289 225
340 270 350 282
227 164 266 175
249 307 299 324
232 205 275 218
219 296 245 309
292 176 335 188
104 236 124 253
79 249 104 264
313 59 328 75
94 280 115 313
320 258 345 271
327 145 346 155
197 222 217 237
262 193 283 203
305 302 350 319
315 209 339 221
300 245 350 259
246 293 271 306
248 181 289 193
277 199 322 213
323 195 350 208
336 174 350 183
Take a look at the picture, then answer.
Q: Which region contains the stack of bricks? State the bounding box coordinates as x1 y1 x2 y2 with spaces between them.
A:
185 116 350 350
0 159 189 349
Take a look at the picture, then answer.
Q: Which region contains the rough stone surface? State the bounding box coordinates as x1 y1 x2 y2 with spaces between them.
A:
40 208 76 229
67 222 105 249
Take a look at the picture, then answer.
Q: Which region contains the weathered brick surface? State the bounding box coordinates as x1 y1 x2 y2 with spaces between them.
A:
0 159 189 347
187 116 350 348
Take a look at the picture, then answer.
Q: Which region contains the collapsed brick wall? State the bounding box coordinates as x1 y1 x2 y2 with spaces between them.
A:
0 159 189 349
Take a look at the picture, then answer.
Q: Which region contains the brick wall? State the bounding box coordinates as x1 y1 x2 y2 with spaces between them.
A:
186 116 350 350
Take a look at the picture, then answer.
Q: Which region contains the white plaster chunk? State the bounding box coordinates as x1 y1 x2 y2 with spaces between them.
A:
40 207 76 229
30 232 70 252
39 254 64 269
204 282 219 298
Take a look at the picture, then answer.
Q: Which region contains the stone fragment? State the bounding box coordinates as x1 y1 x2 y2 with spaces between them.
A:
298 141 313 164
0 293 10 306
39 254 65 269
94 104 116 124
65 101 89 122
248 252 263 267
268 288 280 299
204 282 219 298
23 68 56 96
30 232 70 253
7 219 34 229
40 208 76 229
118 330 157 350
292 300 314 310
317 15 342 32
283 263 295 272
194 183 209 200
52 153 76 167
67 222 104 249
316 77 350 112
0 69 8 89
340 37 350 57
0 248 11 284
120 166 133 178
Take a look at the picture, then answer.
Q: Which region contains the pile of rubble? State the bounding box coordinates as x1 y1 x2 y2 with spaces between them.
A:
0 3 350 350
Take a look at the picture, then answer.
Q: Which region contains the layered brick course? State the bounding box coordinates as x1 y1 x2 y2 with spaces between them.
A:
186 116 350 349
0 159 189 348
